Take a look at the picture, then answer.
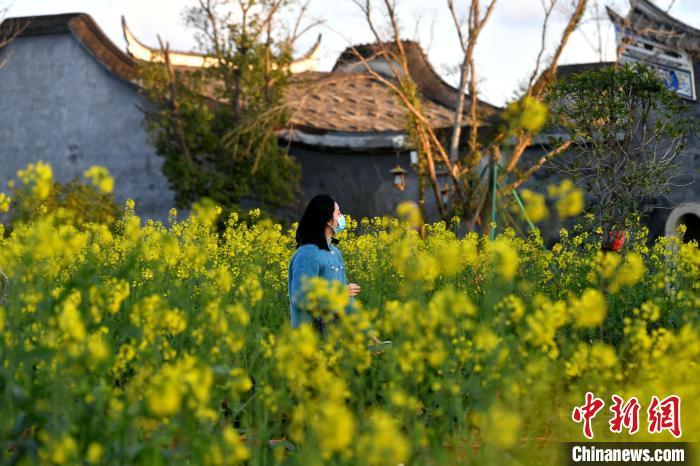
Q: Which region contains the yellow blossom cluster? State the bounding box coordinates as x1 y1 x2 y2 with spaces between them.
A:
17 161 54 200
0 192 10 213
83 165 115 194
548 179 585 218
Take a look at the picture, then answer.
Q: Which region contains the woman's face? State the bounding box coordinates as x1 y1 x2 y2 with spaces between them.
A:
328 202 341 230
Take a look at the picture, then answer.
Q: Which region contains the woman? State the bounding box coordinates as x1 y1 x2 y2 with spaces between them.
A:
287 194 361 334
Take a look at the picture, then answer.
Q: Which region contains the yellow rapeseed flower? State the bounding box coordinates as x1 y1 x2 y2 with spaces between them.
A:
497 294 526 323
40 433 78 465
86 442 104 464
162 309 187 334
525 296 568 359
83 166 115 194
396 200 422 228
86 332 110 364
598 252 622 280
0 192 10 213
481 403 522 448
222 426 251 463
18 161 54 200
475 325 501 353
609 252 645 293
548 179 584 218
357 410 410 466
58 290 86 342
311 401 356 459
520 189 548 223
503 95 548 134
491 237 519 280
147 382 182 418
569 289 608 328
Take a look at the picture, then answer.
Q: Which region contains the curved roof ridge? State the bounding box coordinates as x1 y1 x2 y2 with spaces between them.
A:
332 40 499 114
1 12 137 83
631 0 700 37
608 0 700 55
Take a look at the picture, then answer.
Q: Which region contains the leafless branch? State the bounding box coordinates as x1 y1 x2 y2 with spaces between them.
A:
448 0 497 169
504 0 587 174
0 13 30 68
505 139 573 191
526 0 558 93
446 0 467 51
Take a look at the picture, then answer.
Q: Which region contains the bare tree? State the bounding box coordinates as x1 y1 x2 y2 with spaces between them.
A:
573 0 613 62
155 37 196 169
446 0 496 168
350 0 587 233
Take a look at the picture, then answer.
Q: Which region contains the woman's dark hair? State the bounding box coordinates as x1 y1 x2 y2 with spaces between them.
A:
295 194 339 250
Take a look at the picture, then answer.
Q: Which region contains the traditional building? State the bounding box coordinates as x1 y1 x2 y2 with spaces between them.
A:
280 42 497 220
0 12 493 223
121 24 496 220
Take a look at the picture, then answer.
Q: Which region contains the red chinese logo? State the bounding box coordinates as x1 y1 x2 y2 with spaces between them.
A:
609 394 640 434
648 395 682 438
572 392 605 439
572 393 682 439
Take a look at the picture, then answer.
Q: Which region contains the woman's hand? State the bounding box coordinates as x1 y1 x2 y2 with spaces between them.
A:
369 335 384 356
346 283 361 297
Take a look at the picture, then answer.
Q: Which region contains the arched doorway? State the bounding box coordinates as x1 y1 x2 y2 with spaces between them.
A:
665 203 700 245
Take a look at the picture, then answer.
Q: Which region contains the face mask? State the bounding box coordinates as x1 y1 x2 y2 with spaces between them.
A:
332 214 346 234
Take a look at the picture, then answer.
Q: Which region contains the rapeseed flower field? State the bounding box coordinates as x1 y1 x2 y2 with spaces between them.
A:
0 163 698 465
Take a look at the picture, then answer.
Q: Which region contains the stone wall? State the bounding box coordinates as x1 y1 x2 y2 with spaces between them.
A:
0 33 176 222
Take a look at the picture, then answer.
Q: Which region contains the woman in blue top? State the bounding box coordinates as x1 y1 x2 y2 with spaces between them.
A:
287 194 361 334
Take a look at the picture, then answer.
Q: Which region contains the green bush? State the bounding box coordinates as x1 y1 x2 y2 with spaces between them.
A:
1 162 122 234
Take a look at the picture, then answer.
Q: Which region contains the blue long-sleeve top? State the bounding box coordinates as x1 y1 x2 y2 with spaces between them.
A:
287 242 356 329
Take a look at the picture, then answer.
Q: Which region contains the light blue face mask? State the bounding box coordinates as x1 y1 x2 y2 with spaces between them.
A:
332 214 346 234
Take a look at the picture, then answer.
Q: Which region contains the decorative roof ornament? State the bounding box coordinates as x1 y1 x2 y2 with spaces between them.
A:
121 16 321 73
